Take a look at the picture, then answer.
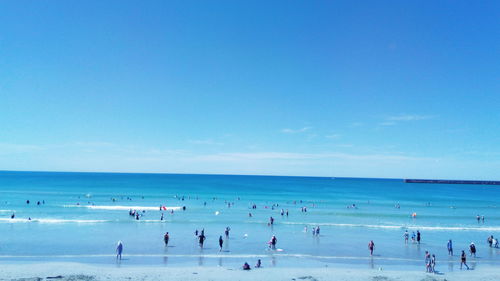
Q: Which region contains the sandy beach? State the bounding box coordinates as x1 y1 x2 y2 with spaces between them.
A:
0 262 499 281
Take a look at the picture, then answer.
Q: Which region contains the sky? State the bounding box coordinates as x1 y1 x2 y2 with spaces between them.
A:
0 1 499 179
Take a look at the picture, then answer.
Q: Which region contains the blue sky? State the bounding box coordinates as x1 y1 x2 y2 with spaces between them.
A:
1 1 499 179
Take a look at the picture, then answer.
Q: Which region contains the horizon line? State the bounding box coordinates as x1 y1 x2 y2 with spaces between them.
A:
1 169 498 182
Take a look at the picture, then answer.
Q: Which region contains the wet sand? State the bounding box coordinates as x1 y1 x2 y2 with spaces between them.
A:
0 262 499 281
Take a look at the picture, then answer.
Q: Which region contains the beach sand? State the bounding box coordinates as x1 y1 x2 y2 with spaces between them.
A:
0 263 498 281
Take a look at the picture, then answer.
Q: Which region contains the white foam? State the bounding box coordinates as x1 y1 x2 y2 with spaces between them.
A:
0 218 108 224
282 221 500 231
63 205 181 211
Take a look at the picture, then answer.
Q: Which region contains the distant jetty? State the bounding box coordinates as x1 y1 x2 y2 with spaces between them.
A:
405 179 500 185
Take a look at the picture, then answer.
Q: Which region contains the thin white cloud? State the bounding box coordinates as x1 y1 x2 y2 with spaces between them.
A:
192 151 434 163
379 121 396 126
281 127 311 134
387 114 435 121
325 134 341 139
0 143 43 155
335 144 354 148
188 139 224 145
350 122 363 127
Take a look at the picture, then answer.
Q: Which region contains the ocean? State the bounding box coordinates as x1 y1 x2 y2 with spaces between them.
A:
0 171 498 271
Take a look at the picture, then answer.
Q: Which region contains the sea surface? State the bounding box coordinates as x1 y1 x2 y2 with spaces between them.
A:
0 171 499 271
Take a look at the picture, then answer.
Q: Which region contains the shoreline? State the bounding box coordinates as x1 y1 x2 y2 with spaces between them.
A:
0 262 499 281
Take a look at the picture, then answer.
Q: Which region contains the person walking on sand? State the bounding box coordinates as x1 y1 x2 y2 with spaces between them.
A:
116 241 123 260
164 232 169 246
460 250 469 270
447 239 453 256
368 240 375 256
219 235 224 251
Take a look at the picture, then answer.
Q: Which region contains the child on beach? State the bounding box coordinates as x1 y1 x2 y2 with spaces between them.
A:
242 262 251 270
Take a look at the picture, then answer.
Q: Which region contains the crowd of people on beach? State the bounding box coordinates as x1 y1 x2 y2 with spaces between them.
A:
6 196 498 274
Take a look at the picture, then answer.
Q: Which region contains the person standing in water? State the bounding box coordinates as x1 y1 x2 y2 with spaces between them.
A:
198 233 206 248
269 235 277 250
225 227 230 238
219 235 224 251
424 251 431 272
116 241 123 260
460 250 469 270
404 230 409 244
469 242 476 257
416 230 421 244
447 239 453 256
164 232 169 246
431 254 436 273
368 240 375 256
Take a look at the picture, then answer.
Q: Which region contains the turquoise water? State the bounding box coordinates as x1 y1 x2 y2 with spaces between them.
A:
0 171 499 270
